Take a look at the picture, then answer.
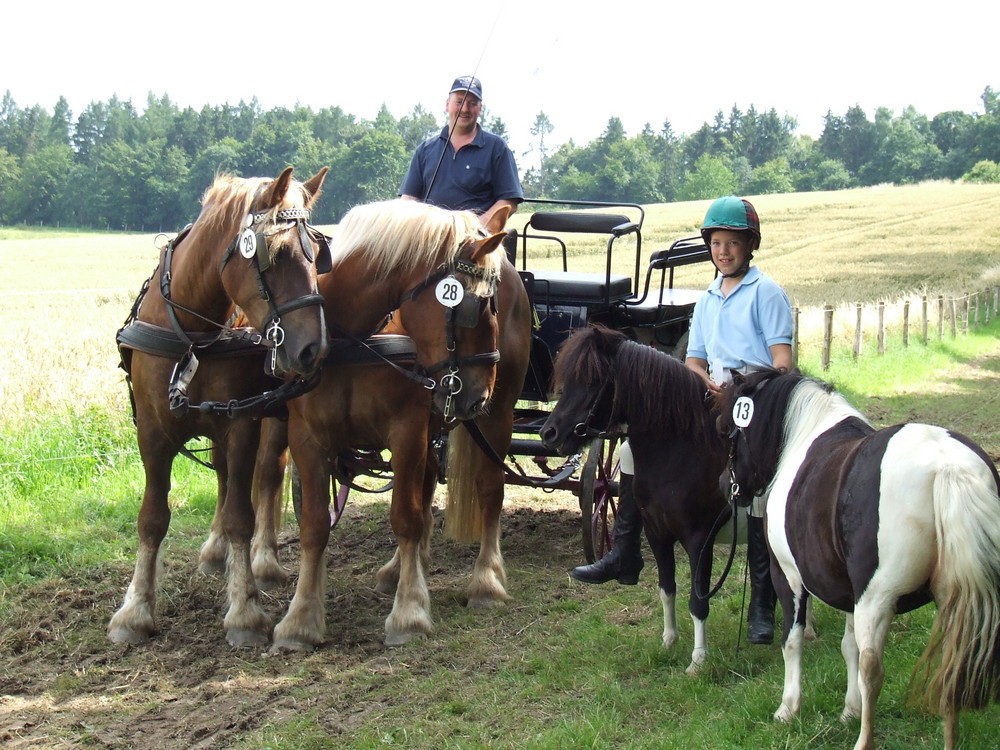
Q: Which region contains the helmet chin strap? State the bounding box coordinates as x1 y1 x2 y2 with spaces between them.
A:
717 253 753 279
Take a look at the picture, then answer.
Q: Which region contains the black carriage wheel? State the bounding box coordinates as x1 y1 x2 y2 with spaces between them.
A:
578 436 621 564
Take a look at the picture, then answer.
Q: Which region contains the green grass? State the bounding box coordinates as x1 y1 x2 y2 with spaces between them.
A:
0 405 217 591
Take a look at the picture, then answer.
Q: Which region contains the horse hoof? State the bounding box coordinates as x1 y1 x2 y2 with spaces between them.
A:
197 559 227 576
374 580 397 596
269 639 316 654
253 569 289 591
385 630 429 648
226 629 270 649
467 595 507 610
107 626 151 646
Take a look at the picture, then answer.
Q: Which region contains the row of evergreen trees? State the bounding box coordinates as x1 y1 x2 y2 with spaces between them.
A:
1 87 998 231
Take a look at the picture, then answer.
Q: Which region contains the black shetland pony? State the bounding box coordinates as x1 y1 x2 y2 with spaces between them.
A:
719 368 1000 750
540 324 732 675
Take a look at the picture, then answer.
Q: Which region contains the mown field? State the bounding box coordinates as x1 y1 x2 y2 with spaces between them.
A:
2 182 1000 749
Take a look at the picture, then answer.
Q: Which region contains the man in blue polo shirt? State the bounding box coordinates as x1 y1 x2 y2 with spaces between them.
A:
399 76 523 227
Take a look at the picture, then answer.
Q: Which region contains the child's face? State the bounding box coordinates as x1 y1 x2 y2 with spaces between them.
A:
709 230 751 276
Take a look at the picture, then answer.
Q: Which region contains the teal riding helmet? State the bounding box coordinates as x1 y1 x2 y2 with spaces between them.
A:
700 196 761 248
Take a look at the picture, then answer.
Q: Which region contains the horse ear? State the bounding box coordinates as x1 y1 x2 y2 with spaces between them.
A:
482 205 512 234
302 167 329 209
731 369 746 388
469 231 507 261
259 166 295 209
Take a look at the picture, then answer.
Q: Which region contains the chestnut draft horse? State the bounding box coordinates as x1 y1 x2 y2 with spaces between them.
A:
539 324 735 675
108 168 330 647
218 199 530 649
719 368 1000 750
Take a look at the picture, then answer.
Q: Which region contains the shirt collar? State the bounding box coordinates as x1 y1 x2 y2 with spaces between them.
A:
708 265 761 296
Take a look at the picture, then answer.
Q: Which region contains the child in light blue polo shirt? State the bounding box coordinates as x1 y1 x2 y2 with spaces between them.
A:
686 196 793 646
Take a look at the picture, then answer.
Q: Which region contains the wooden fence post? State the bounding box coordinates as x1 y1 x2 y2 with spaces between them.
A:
822 305 833 371
985 288 991 325
903 299 910 348
922 295 928 345
877 301 885 355
938 296 944 340
853 304 863 360
792 307 800 360
949 297 957 338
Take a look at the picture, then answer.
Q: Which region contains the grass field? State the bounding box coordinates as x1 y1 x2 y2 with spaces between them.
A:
2 181 1000 748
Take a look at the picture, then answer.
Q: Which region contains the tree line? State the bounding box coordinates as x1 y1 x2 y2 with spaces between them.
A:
1 86 999 231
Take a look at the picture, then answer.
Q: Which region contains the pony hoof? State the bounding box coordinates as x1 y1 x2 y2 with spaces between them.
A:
685 663 700 677
774 706 794 723
227 629 270 649
840 707 860 723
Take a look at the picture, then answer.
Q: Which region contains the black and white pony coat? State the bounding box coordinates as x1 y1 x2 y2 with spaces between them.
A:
720 368 1000 750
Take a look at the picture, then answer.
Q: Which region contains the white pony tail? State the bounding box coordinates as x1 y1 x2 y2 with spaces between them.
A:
914 448 1000 713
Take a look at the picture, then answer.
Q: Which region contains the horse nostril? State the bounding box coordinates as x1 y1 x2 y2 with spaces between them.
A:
539 425 555 447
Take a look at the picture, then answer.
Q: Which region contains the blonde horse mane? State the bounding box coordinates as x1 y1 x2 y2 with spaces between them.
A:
196 173 312 260
333 199 503 291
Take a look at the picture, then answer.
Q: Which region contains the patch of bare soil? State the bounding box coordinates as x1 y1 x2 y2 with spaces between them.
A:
0 492 587 749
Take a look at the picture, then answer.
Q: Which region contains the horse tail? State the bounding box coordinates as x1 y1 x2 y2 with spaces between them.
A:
443 426 483 543
912 448 1000 714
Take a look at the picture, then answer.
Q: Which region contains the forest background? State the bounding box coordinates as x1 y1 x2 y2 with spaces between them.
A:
2 85 1000 230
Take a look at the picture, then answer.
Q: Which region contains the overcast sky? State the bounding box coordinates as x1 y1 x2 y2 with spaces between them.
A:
5 0 997 164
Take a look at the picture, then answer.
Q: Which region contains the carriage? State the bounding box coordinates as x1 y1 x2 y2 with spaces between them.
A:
300 198 717 564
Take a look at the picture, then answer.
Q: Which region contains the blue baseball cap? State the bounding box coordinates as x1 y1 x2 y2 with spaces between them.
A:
449 76 483 100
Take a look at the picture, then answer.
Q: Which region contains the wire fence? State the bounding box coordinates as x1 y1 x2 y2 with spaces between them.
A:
793 286 1000 369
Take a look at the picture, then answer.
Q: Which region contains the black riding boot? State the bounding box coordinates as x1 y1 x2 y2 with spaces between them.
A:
746 515 776 644
569 473 644 585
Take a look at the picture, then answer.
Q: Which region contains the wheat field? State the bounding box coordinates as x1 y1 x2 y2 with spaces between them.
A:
2 181 999 420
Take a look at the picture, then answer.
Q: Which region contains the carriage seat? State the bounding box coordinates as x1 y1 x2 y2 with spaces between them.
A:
528 270 632 307
617 237 713 328
619 287 704 328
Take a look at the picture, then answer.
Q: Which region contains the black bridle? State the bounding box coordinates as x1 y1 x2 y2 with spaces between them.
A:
161 204 330 417
324 256 501 423
571 379 616 439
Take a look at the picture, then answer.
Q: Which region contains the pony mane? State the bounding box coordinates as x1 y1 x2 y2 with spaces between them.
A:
613 339 709 436
332 199 501 291
554 326 709 439
724 369 871 494
782 375 870 456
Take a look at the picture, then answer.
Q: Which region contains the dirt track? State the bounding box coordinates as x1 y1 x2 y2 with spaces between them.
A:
1 497 588 749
